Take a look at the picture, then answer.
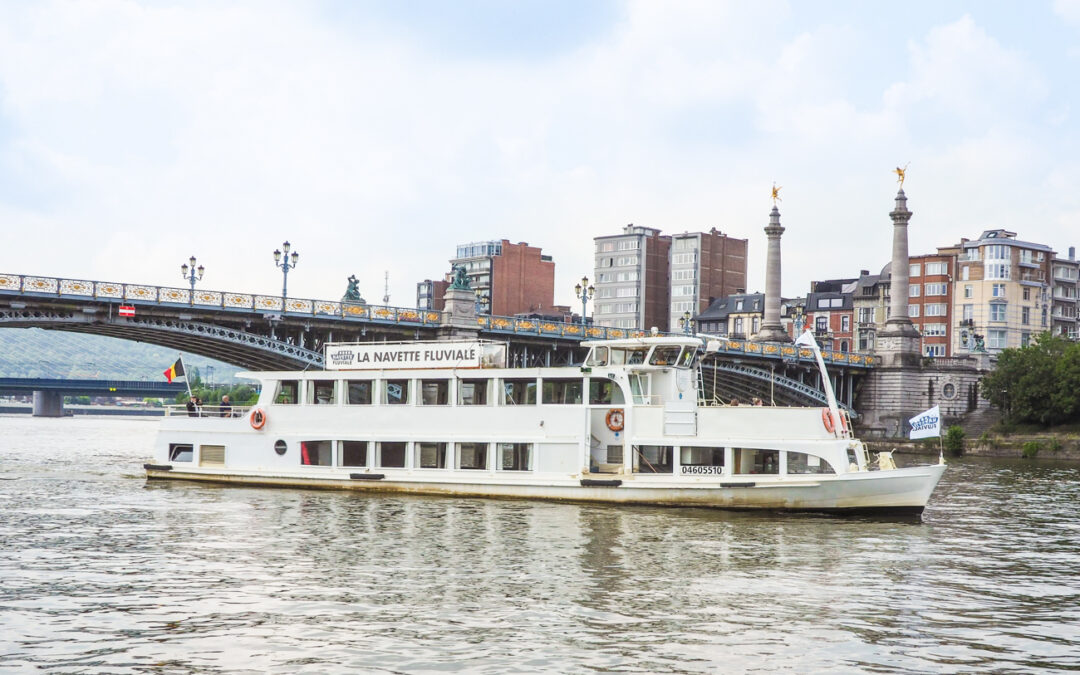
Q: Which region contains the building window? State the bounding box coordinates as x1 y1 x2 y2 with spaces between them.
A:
858 308 874 323
961 266 970 281
925 303 947 316
1021 332 1031 347
986 244 1009 260
909 305 920 318
733 317 744 334
909 285 921 297
1023 287 1031 301
964 284 972 298
909 263 921 277
923 323 947 336
923 344 946 357
925 283 947 296
986 263 1010 280
815 317 828 333
992 283 1006 298
1021 306 1030 325
988 329 1007 349
963 304 974 321
990 304 1007 322
926 262 948 275
841 315 850 332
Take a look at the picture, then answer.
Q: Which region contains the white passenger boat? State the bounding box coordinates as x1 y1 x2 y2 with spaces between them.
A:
145 336 945 515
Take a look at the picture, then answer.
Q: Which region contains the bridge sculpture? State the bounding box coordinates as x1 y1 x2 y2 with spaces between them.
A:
0 271 875 414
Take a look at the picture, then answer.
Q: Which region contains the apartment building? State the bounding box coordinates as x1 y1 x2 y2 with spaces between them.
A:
668 229 748 331
908 253 955 357
804 279 856 351
417 239 556 316
1051 247 1079 339
952 230 1053 353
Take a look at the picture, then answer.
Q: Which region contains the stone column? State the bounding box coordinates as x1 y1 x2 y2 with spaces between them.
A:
439 284 482 340
753 205 789 342
32 390 63 417
876 188 922 366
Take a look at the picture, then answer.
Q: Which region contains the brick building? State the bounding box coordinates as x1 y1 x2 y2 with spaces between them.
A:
418 239 556 316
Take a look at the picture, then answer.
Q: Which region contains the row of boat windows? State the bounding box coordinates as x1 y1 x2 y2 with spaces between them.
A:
272 377 625 406
585 345 695 368
167 442 836 475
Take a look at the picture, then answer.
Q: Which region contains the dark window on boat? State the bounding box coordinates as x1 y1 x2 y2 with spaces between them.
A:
542 378 582 404
379 441 407 468
300 440 333 466
649 346 682 366
275 380 299 405
677 348 696 368
586 346 608 366
420 379 450 405
609 347 647 365
502 379 537 405
606 444 623 464
340 441 368 467
681 446 725 469
734 448 778 475
459 379 489 405
497 443 532 471
416 442 448 468
168 443 193 462
458 442 488 470
308 380 337 405
588 378 624 404
383 380 410 405
347 380 373 405
634 445 673 473
786 451 835 475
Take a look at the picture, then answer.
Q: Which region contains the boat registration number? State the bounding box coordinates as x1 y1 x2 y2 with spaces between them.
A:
680 466 724 475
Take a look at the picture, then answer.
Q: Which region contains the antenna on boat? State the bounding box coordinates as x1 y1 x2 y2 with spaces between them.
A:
382 271 390 305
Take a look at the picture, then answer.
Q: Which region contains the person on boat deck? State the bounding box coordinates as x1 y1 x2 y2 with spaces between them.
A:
186 395 198 417
730 398 740 406
220 394 232 418
751 397 764 406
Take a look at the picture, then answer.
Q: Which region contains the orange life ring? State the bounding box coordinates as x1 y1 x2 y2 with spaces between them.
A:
605 408 625 432
250 407 267 430
821 408 835 434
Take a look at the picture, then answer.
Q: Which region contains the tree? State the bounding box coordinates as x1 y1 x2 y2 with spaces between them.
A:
981 332 1075 426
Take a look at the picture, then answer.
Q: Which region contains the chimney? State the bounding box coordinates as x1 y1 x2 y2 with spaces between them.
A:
1070 246 1076 261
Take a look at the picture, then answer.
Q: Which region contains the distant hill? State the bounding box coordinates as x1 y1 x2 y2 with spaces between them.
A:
0 328 244 384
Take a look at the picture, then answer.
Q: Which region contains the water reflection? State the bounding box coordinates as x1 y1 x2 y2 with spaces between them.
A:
1 416 1078 672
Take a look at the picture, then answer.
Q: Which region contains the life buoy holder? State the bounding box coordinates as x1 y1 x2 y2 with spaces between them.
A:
605 408 625 432
821 408 835 434
250 407 267 430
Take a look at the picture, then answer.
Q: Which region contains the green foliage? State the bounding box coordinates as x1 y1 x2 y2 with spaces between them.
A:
943 425 965 457
979 431 991 444
981 332 1080 427
1021 440 1042 459
1048 437 1062 453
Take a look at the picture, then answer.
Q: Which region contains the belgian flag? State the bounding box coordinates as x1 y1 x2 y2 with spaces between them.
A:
163 357 185 383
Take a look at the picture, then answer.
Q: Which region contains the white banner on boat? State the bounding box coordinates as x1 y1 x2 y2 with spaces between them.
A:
324 341 504 370
908 405 941 440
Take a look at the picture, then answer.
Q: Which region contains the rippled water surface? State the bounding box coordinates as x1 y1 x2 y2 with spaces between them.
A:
2 415 1079 673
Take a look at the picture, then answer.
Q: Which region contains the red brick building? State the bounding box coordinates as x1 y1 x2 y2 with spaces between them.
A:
418 240 556 316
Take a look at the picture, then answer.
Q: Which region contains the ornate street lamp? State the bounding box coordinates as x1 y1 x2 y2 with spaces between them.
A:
273 241 299 299
574 276 594 327
679 310 695 335
475 288 490 314
180 255 205 301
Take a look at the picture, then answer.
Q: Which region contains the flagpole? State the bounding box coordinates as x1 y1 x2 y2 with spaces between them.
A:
180 355 192 398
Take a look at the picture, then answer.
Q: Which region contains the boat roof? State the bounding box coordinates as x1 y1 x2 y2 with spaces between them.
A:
583 335 704 349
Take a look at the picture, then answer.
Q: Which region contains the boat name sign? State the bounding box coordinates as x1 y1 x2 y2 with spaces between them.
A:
324 341 496 370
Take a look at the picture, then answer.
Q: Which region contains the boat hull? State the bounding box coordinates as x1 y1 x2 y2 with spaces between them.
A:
144 463 945 515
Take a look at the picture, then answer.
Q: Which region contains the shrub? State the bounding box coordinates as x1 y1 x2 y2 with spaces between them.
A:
943 426 965 457
1048 438 1062 453
1021 441 1042 459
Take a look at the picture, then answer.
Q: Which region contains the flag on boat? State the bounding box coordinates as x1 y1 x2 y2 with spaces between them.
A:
794 329 818 349
909 405 941 439
163 357 185 383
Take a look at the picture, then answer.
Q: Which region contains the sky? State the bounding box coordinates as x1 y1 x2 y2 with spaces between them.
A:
2 0 1080 311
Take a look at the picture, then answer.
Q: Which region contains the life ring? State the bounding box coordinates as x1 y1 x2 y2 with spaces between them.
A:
605 408 625 432
250 407 267 430
821 408 835 434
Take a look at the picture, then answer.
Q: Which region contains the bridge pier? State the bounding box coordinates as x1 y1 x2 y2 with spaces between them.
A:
32 390 64 417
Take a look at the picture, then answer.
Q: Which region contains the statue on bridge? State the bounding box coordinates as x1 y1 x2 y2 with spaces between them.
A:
972 333 986 353
449 265 471 290
342 275 366 304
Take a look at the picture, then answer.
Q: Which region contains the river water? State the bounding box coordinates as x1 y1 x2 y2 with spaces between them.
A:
1 415 1078 674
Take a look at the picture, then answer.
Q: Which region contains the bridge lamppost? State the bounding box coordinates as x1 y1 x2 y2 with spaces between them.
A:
679 310 695 335
273 241 299 299
180 256 204 298
574 276 594 328
475 289 489 315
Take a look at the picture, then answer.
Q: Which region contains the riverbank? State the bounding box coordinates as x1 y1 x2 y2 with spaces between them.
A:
870 433 1080 461
0 404 164 417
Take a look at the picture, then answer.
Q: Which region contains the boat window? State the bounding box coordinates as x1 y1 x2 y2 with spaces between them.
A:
459 379 489 405
588 378 624 404
420 379 450 405
502 379 537 405
606 445 623 464
416 442 448 468
633 445 673 473
628 374 651 404
200 445 225 467
586 346 608 366
649 346 682 366
168 443 193 462
378 441 407 468
542 378 583 404
498 443 532 471
274 380 299 405
383 379 410 405
786 451 835 475
734 448 779 475
347 380 373 405
680 446 725 475
300 440 333 466
458 442 488 470
678 348 697 368
339 441 368 467
609 347 648 365
307 380 337 405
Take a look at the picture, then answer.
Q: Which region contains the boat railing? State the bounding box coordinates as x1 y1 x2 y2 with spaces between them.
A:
164 404 252 419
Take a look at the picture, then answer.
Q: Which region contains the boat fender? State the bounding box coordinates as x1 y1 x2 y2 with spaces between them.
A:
821 408 835 434
143 463 173 471
250 407 267 430
581 478 622 487
605 408 625 432
350 473 386 480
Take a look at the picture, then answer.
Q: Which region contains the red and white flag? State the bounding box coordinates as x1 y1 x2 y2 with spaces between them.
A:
118 305 135 317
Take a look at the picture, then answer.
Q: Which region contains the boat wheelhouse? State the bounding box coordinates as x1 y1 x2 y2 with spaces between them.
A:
146 336 945 514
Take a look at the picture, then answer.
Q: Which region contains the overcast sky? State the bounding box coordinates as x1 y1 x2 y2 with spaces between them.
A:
2 0 1080 311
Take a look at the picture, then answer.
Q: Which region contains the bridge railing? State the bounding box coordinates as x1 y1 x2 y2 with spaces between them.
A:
700 335 879 368
476 315 650 341
0 272 444 327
